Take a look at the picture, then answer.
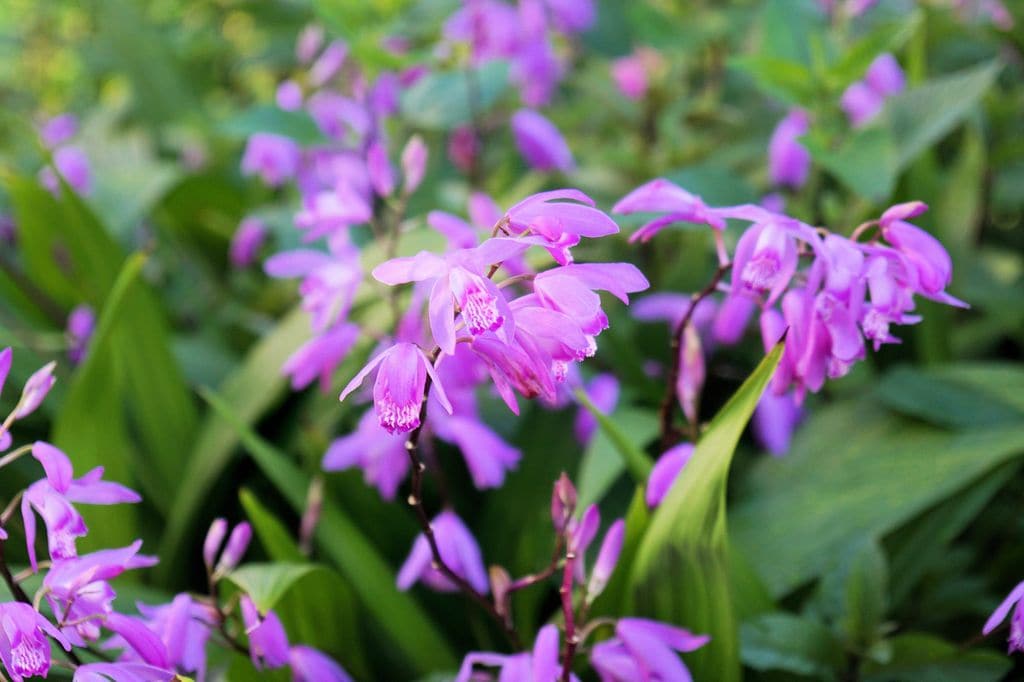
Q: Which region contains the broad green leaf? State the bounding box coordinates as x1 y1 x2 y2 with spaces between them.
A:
806 127 898 202
240 488 304 563
157 307 309 581
825 13 922 88
740 612 844 679
226 563 322 614
874 364 1024 429
201 387 457 674
589 486 650 619
575 393 654 487
628 342 784 682
731 399 1024 598
729 55 818 107
219 106 325 146
862 633 1011 681
400 61 510 130
886 60 1001 170
817 537 889 649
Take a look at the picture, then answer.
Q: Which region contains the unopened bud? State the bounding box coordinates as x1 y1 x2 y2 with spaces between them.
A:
367 140 395 198
16 361 56 419
203 518 228 571
586 519 625 603
216 522 252 574
551 473 577 533
676 324 705 426
401 135 427 195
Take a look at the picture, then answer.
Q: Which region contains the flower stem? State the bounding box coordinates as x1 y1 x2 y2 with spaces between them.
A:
658 262 732 450
559 549 578 682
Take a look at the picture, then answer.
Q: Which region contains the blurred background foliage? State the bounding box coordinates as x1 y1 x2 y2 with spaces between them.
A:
0 0 1023 679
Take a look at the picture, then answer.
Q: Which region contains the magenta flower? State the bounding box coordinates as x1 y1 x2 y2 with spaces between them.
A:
432 411 522 489
840 53 905 128
401 135 428 194
590 618 710 682
865 53 906 97
511 109 575 173
442 0 521 64
730 218 801 304
296 25 325 63
40 146 93 196
44 541 156 646
448 126 479 173
22 442 141 570
126 595 216 679
294 182 373 240
587 519 625 601
456 623 565 682
397 510 488 594
202 518 228 571
878 202 965 306
215 521 252 575
15 361 56 419
372 238 529 354
241 133 301 187
289 645 354 682
240 596 290 670
366 140 395 197
229 217 268 269
513 37 565 108
307 93 370 142
574 373 620 446
0 602 71 682
503 189 619 265
769 109 811 189
533 263 650 337
645 442 694 508
323 409 409 499
339 342 453 434
282 322 360 392
612 178 725 243
264 240 362 333
984 580 1024 653
309 40 348 87
276 80 303 111
66 304 96 365
612 54 649 101
73 661 176 681
39 113 78 148
753 390 802 456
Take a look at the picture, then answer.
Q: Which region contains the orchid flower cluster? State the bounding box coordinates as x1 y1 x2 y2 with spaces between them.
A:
0 348 350 681
614 177 966 481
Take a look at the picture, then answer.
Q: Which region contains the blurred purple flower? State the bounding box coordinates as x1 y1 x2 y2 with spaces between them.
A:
309 40 348 87
769 109 811 188
397 510 489 594
448 126 479 174
40 146 92 196
587 519 625 601
574 373 620 446
323 409 409 499
290 645 354 682
240 596 290 670
296 25 325 63
457 624 565 682
66 304 95 365
276 80 303 111
840 53 905 128
39 113 78 148
753 390 802 456
367 140 396 197
282 322 360 392
241 133 300 187
590 618 709 682
645 442 694 508
612 54 649 101
984 580 1024 653
229 217 268 269
511 109 575 173
401 135 428 194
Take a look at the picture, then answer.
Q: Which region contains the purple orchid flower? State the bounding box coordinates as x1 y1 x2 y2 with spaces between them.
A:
40 146 93 196
39 113 78 149
294 182 373 241
533 263 650 337
372 238 530 355
309 40 348 87
66 304 96 365
339 342 453 434
768 109 811 189
240 596 290 670
612 178 725 244
587 519 625 602
753 390 803 456
840 53 905 128
612 54 649 101
73 661 176 681
276 80 303 111
307 93 371 143
511 109 575 173
431 408 522 489
123 595 216 680
230 217 268 269
15 361 56 420
296 25 325 63
289 645 354 682
503 189 619 265
264 239 363 333
984 580 1024 653
366 141 395 198
448 126 480 174
456 623 568 682
401 135 428 195
22 442 141 570
323 409 409 499
397 510 488 594
241 133 301 187
645 442 694 508
0 602 72 682
590 618 710 682
282 323 360 392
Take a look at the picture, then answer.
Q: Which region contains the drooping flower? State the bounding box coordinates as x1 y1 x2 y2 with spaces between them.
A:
397 510 489 594
533 263 650 337
124 595 216 680
645 443 694 508
296 25 325 63
590 618 710 682
0 602 72 682
323 409 409 499
511 109 575 173
768 109 811 189
240 596 290 670
612 178 725 244
339 342 453 434
983 580 1024 653
587 519 625 602
289 645 354 682
230 217 268 269
456 623 565 682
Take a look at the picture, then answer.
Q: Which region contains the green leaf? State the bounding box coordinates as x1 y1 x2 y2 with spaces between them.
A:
826 14 922 88
805 127 898 202
740 612 844 679
730 398 1024 598
240 488 305 563
157 307 309 581
200 387 457 674
219 106 325 146
886 60 1001 170
817 537 889 649
729 55 818 107
575 393 654 488
627 342 785 682
862 633 1011 681
400 61 510 130
226 563 322 614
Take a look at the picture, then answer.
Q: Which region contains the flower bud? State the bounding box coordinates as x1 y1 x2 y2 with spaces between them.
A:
676 324 704 426
229 217 267 269
367 141 395 198
276 80 303 111
216 522 252 574
203 518 228 571
551 473 577 533
400 135 427 195
490 565 512 618
15 361 56 419
587 519 625 602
